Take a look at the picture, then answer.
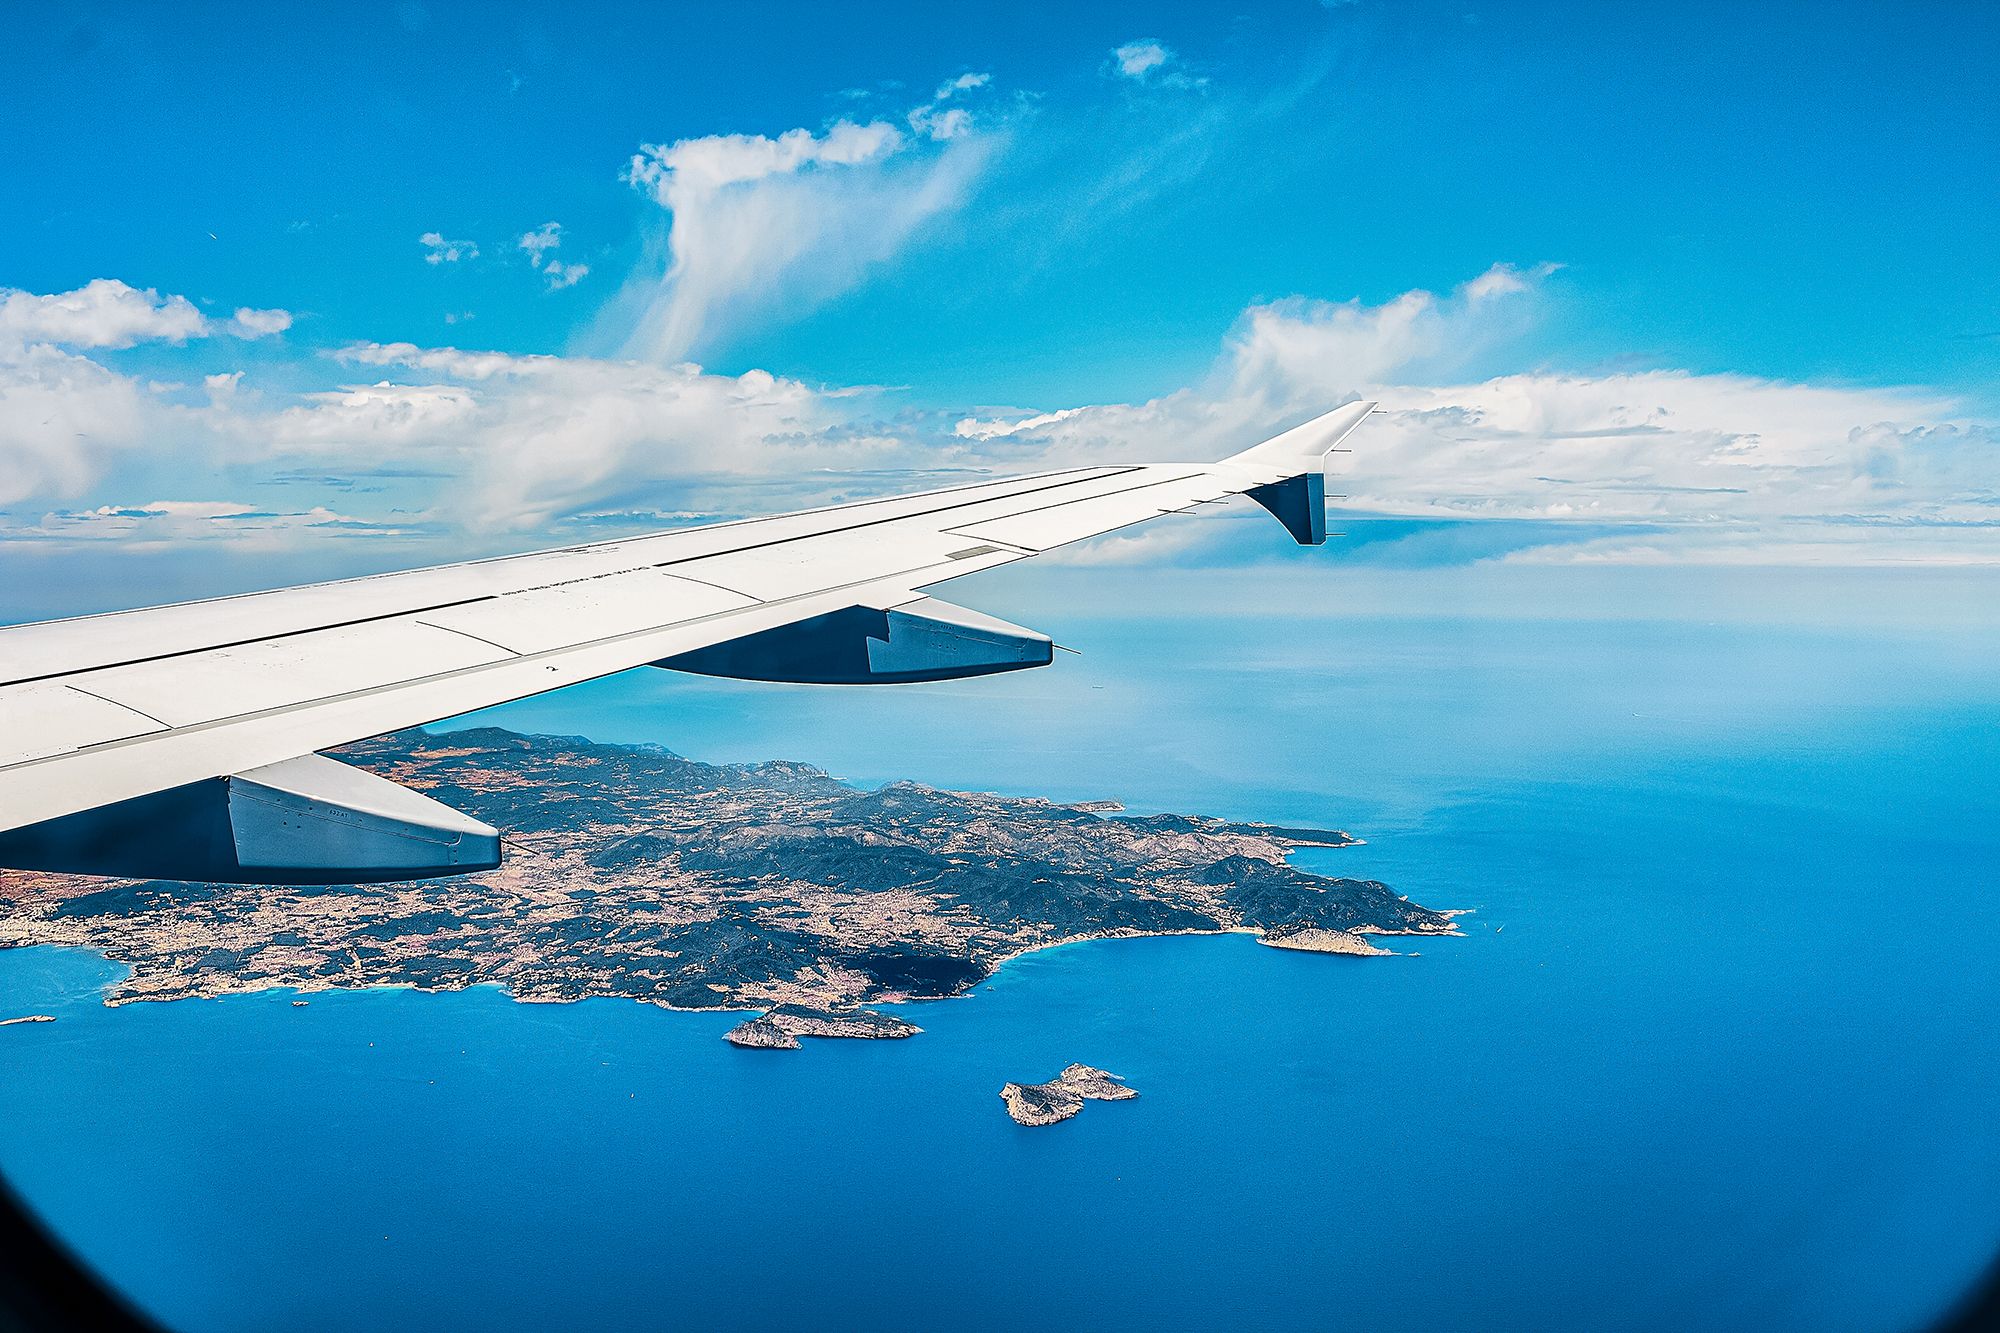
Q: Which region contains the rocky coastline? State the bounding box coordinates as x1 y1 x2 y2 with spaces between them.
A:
0 728 1461 1028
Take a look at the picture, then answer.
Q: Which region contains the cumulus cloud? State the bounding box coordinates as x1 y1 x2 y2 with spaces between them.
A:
228 306 293 338
611 98 993 363
0 341 165 503
224 342 905 528
947 265 2000 559
517 222 589 290
0 280 293 353
0 281 294 504
419 232 478 265
1111 40 1172 79
1221 263 1558 406
518 222 562 266
1108 40 1204 88
0 279 207 350
4 267 1993 566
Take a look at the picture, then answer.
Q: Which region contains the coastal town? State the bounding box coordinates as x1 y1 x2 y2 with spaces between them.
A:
0 728 1459 1038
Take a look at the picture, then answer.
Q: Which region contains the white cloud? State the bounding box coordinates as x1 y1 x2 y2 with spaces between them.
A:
1112 40 1172 79
908 104 974 142
1041 517 1221 567
230 343 903 529
516 222 588 290
0 279 207 350
228 306 292 339
4 267 1993 567
627 120 904 196
9 499 415 549
0 280 294 356
1221 263 1556 406
907 69 994 142
518 222 562 267
1496 525 2000 567
0 340 164 504
419 232 478 265
257 379 484 452
0 281 284 504
611 103 993 362
1106 40 1206 89
942 265 2000 559
935 72 991 99
953 406 1090 441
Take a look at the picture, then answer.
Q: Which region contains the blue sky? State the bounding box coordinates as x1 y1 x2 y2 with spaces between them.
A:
2 0 1997 615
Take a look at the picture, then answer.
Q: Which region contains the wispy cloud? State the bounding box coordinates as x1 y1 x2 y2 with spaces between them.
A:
1107 39 1205 89
608 84 997 363
418 232 478 265
10 499 416 548
934 72 991 99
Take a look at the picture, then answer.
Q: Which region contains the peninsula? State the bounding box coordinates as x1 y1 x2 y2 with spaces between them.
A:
0 728 1459 1036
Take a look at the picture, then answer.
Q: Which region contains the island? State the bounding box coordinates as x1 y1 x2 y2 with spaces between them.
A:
725 1004 922 1049
0 728 1460 1038
1257 923 1392 955
1001 1064 1138 1126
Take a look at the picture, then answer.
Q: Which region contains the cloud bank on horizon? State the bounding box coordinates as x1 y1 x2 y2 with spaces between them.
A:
0 25 1994 573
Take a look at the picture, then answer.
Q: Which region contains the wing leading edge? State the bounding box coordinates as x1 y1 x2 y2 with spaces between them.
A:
0 401 1376 882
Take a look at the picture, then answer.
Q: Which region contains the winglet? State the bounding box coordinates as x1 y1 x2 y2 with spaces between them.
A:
1227 400 1376 546
1224 399 1377 471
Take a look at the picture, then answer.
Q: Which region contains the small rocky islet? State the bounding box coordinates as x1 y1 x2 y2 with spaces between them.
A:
1001 1064 1139 1126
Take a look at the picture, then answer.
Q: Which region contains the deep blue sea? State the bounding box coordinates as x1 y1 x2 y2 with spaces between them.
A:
3 565 1997 1332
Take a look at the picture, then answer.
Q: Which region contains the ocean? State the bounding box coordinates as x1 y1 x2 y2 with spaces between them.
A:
3 563 1997 1331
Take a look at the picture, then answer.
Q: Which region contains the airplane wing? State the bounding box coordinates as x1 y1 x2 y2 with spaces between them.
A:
0 401 1375 883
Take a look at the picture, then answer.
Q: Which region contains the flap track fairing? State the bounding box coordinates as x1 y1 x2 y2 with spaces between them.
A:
0 753 499 884
652 596 1052 685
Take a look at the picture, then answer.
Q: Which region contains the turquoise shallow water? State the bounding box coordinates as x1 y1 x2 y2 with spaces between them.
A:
2 582 1998 1332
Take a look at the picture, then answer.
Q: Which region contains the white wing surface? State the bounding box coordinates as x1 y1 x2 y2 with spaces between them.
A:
0 402 1375 882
